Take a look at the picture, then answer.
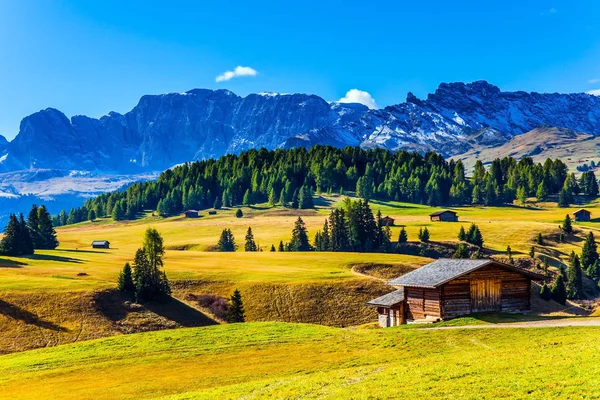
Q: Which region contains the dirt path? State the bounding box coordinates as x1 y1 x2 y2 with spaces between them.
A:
425 318 600 330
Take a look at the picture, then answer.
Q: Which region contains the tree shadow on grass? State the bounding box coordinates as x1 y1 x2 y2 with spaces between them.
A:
0 258 27 268
144 297 218 327
0 299 67 331
23 254 83 264
60 249 107 254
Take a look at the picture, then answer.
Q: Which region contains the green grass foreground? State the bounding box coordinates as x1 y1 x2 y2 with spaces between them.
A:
1 322 600 399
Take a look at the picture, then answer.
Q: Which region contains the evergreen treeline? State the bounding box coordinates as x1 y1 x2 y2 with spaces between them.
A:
313 199 391 252
1 204 59 256
51 146 591 226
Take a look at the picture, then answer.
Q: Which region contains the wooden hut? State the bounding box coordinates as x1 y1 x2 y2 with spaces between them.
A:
183 210 199 218
368 259 544 327
573 209 591 222
429 210 458 222
381 216 395 226
208 210 217 215
92 240 110 249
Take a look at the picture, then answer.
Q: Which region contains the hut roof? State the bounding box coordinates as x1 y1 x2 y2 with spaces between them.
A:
429 210 457 216
92 240 110 246
367 289 405 307
573 209 591 215
388 259 544 288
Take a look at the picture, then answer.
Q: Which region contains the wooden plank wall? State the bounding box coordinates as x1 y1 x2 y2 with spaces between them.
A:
406 287 441 320
441 265 531 318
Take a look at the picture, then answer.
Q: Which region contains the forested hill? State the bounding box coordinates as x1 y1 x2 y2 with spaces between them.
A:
54 146 595 226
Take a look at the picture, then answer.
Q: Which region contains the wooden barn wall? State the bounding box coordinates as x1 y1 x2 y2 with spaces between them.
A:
440 265 531 319
405 287 441 320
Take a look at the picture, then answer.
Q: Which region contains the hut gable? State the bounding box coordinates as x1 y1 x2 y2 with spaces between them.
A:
381 216 395 226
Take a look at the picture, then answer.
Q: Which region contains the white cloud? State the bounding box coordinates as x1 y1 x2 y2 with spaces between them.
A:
587 89 600 96
215 66 258 83
549 7 557 13
338 89 378 109
589 78 600 84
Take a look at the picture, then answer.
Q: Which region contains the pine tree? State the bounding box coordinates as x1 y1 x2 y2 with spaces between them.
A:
244 227 258 252
0 214 20 256
458 226 466 241
213 196 222 210
289 217 311 251
217 229 237 252
268 188 276 206
550 275 567 305
226 289 245 323
516 186 527 205
112 202 125 221
278 240 285 252
566 254 583 300
557 189 570 207
398 227 408 244
36 205 59 250
536 181 548 201
26 204 41 248
580 231 599 272
466 224 484 247
235 209 243 218
117 262 135 294
419 227 430 243
536 233 544 245
242 189 252 205
88 209 96 221
132 229 170 302
539 282 551 301
588 260 600 282
453 243 469 259
298 185 314 209
278 188 287 207
270 244 276 252
562 214 573 234
321 220 331 251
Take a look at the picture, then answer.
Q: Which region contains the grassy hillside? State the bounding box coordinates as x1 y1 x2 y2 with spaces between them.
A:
1 195 599 353
1 321 600 399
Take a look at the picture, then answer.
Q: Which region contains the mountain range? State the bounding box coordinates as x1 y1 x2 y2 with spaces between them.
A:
0 80 600 223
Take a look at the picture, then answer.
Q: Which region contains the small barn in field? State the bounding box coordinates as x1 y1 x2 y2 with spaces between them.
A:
183 210 199 218
92 240 110 249
573 209 591 222
368 259 544 327
430 210 458 222
208 210 217 215
381 216 395 226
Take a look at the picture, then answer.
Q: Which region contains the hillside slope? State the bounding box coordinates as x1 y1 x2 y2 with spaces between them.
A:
2 322 600 399
454 126 600 171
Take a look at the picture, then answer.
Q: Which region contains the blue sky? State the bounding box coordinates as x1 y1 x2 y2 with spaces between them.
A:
0 0 599 139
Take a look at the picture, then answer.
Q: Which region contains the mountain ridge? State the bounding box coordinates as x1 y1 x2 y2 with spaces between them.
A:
1 81 600 175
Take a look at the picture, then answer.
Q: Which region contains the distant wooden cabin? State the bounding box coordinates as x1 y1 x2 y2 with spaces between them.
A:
208 210 217 215
92 240 110 249
368 259 544 327
183 210 199 218
573 209 591 222
381 216 395 226
429 210 458 222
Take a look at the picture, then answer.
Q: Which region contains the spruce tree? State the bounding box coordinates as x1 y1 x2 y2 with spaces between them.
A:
213 196 222 210
562 215 573 234
117 262 135 294
278 240 285 252
26 204 41 248
557 189 570 207
536 233 544 245
453 243 469 259
551 275 567 305
226 289 245 323
539 282 551 301
458 226 466 241
398 227 408 244
298 185 314 209
270 244 276 252
235 209 243 218
244 227 258 252
580 232 599 272
289 217 311 251
242 189 252 205
567 255 583 300
466 224 484 248
36 205 59 250
18 213 34 255
419 227 430 243
217 229 237 252
278 188 287 207
536 182 548 201
268 188 276 206
0 214 19 256
88 209 96 221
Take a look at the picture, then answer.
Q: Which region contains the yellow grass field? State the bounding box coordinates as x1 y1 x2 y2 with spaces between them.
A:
0 195 598 353
2 321 600 400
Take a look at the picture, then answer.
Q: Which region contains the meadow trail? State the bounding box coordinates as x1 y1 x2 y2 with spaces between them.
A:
424 318 600 330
